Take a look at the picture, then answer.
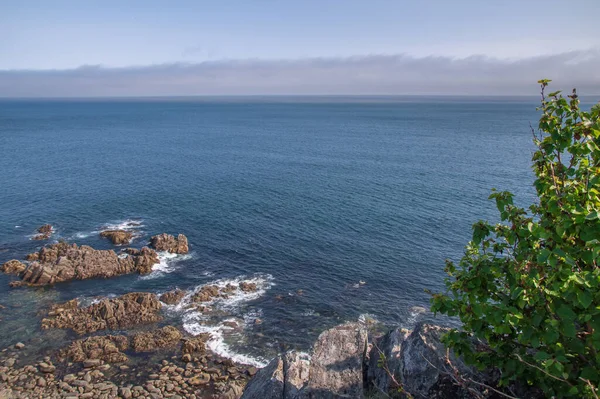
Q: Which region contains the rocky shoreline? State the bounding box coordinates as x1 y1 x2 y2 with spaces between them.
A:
0 227 513 398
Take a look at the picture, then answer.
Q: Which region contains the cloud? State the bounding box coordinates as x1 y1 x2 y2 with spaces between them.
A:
1 50 599 97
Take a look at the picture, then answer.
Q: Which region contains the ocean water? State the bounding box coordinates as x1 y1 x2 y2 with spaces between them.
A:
0 97 548 365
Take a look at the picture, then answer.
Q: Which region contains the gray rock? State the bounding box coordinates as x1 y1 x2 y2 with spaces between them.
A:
283 351 311 398
307 322 367 398
240 356 284 399
14 342 25 349
366 327 409 395
399 323 483 398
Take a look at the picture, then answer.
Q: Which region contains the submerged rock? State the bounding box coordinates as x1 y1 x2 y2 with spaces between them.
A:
159 289 186 305
99 230 133 245
5 242 159 286
149 233 189 254
42 292 162 335
192 285 221 303
131 326 182 352
239 282 258 292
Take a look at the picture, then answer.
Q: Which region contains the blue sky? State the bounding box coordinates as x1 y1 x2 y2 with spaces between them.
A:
1 0 599 95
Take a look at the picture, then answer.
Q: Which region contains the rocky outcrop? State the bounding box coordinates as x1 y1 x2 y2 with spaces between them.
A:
99 230 133 245
42 292 162 335
131 326 182 352
307 322 367 398
242 322 504 399
192 285 221 303
242 323 365 399
366 327 409 394
150 233 189 254
1 260 26 275
159 289 186 305
59 335 130 364
239 282 258 292
4 242 159 286
32 224 53 240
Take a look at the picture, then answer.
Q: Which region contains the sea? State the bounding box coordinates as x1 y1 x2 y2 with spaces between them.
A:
0 96 579 367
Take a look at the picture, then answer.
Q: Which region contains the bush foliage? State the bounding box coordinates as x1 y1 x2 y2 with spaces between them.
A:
431 81 600 397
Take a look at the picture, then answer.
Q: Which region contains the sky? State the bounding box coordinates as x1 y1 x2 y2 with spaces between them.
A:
1 0 599 96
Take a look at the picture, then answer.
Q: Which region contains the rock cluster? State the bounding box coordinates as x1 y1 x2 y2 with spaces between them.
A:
0 337 251 399
159 289 186 305
2 242 159 286
150 233 189 254
242 322 503 399
131 326 182 353
32 224 53 240
99 230 133 245
42 292 162 335
59 335 130 364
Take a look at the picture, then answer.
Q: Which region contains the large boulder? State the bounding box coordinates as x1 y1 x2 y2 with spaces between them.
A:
5 242 159 286
42 292 162 335
307 322 367 398
283 351 311 398
150 233 189 254
1 259 26 275
99 230 133 245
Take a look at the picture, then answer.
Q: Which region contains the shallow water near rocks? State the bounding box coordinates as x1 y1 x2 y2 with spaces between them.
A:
0 96 573 364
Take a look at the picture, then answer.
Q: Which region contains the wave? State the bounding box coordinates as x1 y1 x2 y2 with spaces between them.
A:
405 305 428 327
69 218 144 241
178 274 275 367
139 251 194 280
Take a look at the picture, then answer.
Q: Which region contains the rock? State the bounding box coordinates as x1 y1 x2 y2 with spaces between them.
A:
240 357 284 399
239 282 257 292
38 361 57 373
1 259 27 276
191 285 220 303
366 327 409 394
159 289 186 305
59 335 129 363
397 323 488 398
307 322 367 398
181 335 209 355
38 224 53 234
122 247 160 274
13 242 159 286
99 230 133 245
83 359 101 368
188 373 210 386
14 342 25 349
131 326 182 352
37 376 47 387
149 233 189 254
119 387 132 399
42 292 162 334
283 351 311 398
181 354 192 363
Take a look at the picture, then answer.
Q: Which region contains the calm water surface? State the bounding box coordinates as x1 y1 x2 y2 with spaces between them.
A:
0 97 544 365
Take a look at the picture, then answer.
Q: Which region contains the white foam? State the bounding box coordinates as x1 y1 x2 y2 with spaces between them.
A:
139 251 193 280
15 225 21 228
358 313 379 325
406 306 428 327
178 274 275 367
102 219 144 231
301 309 316 317
182 320 268 367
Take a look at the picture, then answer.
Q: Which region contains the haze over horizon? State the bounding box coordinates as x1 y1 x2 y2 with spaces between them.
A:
2 0 599 97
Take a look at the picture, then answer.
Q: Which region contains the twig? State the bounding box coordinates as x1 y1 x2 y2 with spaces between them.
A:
514 354 572 385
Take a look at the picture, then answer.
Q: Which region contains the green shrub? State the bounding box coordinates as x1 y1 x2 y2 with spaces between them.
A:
431 81 600 397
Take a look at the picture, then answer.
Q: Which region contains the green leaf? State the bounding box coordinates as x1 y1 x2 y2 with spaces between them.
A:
556 305 577 321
